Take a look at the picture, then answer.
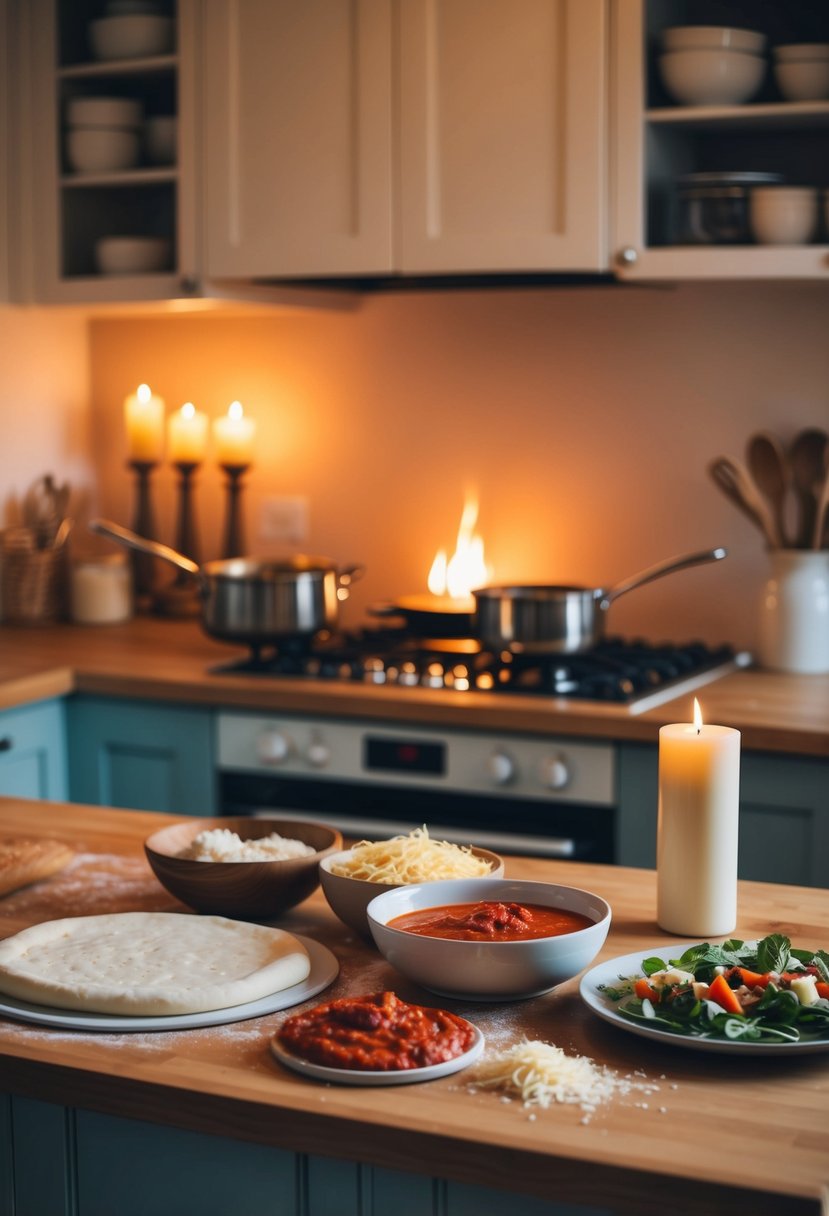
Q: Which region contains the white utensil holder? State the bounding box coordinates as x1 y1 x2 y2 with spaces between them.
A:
758 551 829 674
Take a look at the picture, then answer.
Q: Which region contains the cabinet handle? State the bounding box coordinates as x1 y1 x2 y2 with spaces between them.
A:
617 246 639 267
0 736 12 752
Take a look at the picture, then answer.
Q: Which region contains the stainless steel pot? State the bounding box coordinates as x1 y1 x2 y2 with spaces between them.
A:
90 520 363 645
473 547 727 655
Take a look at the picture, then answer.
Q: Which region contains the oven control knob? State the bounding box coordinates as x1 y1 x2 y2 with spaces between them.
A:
487 750 515 786
256 730 293 765
539 754 570 791
306 738 331 769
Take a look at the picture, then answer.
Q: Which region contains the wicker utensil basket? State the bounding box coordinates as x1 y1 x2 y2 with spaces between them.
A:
0 528 68 624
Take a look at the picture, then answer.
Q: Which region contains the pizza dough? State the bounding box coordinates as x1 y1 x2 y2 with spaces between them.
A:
0 911 311 1016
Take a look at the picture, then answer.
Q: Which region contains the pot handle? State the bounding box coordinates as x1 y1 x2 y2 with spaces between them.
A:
89 519 205 586
598 547 727 610
335 564 365 602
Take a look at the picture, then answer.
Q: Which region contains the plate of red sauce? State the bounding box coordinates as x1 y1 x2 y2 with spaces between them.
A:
271 990 485 1086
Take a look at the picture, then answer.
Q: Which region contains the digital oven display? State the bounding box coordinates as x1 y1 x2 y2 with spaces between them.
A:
364 737 446 777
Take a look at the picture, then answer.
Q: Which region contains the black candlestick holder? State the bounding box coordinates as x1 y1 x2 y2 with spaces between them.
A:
155 461 202 617
221 463 249 558
128 459 158 610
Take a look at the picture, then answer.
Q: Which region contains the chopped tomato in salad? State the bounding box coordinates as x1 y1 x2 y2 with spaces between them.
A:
600 934 829 1044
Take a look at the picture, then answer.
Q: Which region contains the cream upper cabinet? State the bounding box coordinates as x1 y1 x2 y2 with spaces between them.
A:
204 0 394 279
612 1 829 281
397 0 606 273
204 0 606 279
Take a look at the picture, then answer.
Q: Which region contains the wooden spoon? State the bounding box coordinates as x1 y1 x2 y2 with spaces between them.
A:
812 451 829 550
746 431 788 549
790 428 828 549
707 456 779 549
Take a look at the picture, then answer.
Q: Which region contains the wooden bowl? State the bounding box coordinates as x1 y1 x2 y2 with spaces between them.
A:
319 846 504 939
144 817 342 919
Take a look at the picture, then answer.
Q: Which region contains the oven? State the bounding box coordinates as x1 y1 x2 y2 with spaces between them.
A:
217 713 618 861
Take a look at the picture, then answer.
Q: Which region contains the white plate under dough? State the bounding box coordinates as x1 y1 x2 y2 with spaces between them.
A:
0 911 311 1016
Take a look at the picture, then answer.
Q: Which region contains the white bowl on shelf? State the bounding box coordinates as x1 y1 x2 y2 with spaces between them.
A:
658 48 766 106
67 127 139 173
144 115 177 165
95 236 171 275
750 187 819 246
89 14 174 60
66 96 142 130
774 58 829 102
661 26 766 55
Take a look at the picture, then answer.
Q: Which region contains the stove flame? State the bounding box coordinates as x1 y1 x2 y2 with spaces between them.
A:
428 498 491 602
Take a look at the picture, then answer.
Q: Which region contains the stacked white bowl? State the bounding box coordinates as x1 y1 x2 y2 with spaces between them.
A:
65 96 142 174
658 26 767 106
773 44 829 102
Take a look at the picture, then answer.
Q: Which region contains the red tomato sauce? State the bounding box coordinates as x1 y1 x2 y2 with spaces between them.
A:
277 990 476 1072
388 900 592 941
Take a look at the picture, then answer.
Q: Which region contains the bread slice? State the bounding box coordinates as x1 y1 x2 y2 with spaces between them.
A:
0 838 74 897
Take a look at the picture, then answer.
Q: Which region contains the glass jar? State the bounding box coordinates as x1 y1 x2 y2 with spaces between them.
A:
70 554 132 624
757 551 829 674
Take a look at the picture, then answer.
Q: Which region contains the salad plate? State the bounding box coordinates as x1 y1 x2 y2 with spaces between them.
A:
271 1024 485 1085
580 942 829 1055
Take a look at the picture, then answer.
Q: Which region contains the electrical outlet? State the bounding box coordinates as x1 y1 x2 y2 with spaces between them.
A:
259 496 309 544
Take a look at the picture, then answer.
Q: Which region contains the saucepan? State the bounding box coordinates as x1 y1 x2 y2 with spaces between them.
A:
90 519 363 645
473 547 727 655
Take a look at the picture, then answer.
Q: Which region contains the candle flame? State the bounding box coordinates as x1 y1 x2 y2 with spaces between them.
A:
693 697 703 733
228 400 244 421
427 497 491 600
137 383 151 404
181 401 195 419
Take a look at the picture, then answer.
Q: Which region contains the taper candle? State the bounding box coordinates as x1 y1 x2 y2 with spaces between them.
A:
124 383 164 462
657 698 741 937
168 402 208 464
213 400 255 467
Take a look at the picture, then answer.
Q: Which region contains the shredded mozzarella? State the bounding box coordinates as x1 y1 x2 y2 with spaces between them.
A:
469 1039 659 1117
329 826 493 884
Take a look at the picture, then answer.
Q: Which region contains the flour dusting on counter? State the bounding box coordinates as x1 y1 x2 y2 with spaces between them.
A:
0 853 178 916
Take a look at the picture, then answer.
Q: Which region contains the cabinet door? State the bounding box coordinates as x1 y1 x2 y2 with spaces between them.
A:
0 700 67 801
67 696 216 815
397 0 606 273
204 0 393 279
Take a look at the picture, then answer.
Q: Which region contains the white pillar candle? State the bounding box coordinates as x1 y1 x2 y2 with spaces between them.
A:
124 383 165 462
168 401 208 464
656 698 741 937
213 400 256 467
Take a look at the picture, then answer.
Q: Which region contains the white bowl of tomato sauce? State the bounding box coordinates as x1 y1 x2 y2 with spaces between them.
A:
367 878 611 1001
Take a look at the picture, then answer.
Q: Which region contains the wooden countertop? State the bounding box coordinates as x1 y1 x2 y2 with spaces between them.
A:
1 798 828 1216
0 618 827 755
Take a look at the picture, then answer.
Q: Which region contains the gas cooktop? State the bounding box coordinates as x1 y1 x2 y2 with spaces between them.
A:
212 629 752 714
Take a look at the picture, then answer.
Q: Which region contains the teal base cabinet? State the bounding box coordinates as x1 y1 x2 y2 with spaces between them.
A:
618 745 829 887
2 1095 611 1216
0 699 66 800
66 695 216 815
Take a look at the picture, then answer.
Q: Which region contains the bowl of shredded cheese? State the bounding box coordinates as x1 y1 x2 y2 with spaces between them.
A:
319 827 503 938
145 816 342 918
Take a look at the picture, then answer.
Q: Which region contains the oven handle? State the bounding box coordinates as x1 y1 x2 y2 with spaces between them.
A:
250 808 577 860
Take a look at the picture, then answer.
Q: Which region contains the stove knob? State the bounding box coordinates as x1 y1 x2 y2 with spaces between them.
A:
256 730 293 765
486 749 515 786
306 737 331 769
539 754 570 791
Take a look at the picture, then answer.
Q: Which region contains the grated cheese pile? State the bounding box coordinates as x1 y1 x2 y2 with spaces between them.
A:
179 828 316 863
469 1039 660 1120
329 826 493 884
